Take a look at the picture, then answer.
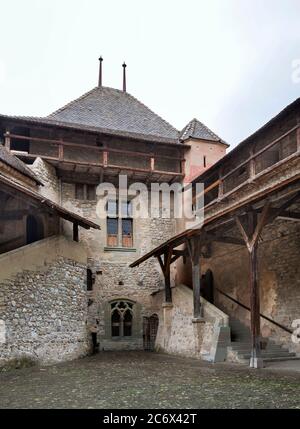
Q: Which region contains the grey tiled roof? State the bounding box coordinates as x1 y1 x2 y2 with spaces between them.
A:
48 86 180 142
180 118 228 146
0 144 41 184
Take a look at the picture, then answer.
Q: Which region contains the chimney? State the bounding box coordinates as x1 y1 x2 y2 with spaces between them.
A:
98 56 103 87
122 62 127 92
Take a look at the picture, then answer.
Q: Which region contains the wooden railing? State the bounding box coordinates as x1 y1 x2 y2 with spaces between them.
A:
215 288 298 336
4 132 185 176
194 125 300 207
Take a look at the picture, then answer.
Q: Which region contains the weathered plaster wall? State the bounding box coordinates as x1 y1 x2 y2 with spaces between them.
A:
183 139 226 183
0 236 90 367
151 284 229 360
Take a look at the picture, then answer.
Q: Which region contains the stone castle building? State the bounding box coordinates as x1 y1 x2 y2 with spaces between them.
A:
0 61 299 368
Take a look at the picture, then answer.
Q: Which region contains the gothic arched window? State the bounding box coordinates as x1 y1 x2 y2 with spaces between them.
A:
111 301 133 338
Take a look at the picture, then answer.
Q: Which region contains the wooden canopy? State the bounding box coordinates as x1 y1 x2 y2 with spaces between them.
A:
0 174 100 230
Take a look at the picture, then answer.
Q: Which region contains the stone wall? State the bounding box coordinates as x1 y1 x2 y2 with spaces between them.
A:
201 219 300 355
0 237 90 367
30 157 60 203
60 181 176 350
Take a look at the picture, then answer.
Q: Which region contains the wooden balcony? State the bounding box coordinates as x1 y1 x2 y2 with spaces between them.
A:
193 124 300 215
4 132 185 183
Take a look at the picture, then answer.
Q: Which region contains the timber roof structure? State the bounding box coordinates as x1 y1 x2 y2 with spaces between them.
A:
0 173 100 230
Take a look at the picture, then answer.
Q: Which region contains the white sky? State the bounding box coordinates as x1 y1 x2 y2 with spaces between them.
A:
0 0 299 148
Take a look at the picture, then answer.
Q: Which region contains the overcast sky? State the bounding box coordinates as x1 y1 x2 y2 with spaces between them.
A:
0 0 299 148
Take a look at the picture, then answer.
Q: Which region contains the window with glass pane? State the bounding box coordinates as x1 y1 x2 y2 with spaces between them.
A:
110 301 133 338
107 218 118 247
106 199 133 248
122 218 133 247
111 309 121 337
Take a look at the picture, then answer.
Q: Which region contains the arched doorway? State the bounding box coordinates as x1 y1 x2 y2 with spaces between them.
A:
26 215 44 245
143 314 159 351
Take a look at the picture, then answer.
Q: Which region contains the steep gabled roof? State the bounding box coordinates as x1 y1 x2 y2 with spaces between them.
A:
0 144 42 185
180 118 229 146
48 86 180 143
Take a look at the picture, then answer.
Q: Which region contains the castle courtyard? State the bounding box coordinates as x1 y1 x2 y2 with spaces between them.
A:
0 352 299 409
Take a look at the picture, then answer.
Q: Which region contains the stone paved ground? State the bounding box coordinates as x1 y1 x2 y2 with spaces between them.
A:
0 352 300 409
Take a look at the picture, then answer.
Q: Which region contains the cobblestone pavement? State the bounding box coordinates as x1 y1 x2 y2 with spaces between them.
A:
0 352 300 409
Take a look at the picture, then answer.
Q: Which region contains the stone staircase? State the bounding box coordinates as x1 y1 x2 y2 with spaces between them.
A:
228 318 299 365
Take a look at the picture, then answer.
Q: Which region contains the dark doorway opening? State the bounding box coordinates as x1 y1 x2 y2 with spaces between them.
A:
201 269 214 304
143 314 159 351
26 215 44 245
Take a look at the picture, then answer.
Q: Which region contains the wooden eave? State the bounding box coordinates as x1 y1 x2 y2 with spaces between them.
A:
0 174 100 230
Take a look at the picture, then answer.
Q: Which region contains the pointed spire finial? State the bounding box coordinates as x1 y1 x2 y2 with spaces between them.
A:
98 56 103 87
122 62 127 92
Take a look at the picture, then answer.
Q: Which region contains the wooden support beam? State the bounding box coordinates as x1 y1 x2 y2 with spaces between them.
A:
103 151 108 168
186 237 202 319
163 248 173 303
206 233 245 246
73 223 79 242
58 144 64 161
235 209 265 368
150 157 155 171
156 250 173 303
297 127 300 152
249 242 261 367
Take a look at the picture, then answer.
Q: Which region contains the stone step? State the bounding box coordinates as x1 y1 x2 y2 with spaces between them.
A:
230 347 286 354
263 356 300 363
240 352 296 359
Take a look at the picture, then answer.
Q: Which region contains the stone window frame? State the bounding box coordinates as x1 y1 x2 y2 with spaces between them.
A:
103 298 142 341
111 300 133 338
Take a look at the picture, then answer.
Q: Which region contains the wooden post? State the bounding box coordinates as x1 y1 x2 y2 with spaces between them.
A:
164 266 172 303
249 242 261 366
192 251 201 319
164 249 173 303
181 159 186 176
58 144 64 161
103 151 108 167
235 208 271 368
4 131 11 150
186 237 203 319
150 157 155 171
157 250 173 303
218 168 224 199
297 126 300 152
249 148 256 178
73 223 79 242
